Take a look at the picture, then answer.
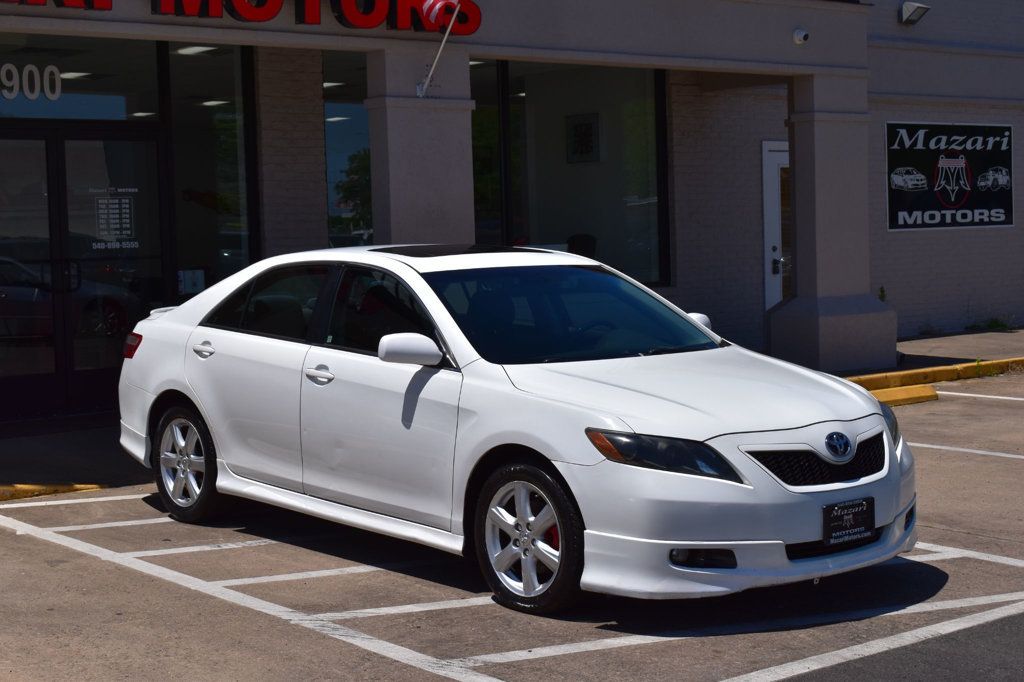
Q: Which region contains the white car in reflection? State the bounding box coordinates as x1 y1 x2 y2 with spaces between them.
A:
978 167 1011 191
119 245 917 613
890 167 928 191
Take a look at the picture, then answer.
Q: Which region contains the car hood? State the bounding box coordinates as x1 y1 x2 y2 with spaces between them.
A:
501 346 879 442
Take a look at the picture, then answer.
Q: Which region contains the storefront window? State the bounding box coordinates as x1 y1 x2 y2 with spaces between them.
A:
472 62 665 284
0 34 157 120
169 43 250 295
323 52 371 247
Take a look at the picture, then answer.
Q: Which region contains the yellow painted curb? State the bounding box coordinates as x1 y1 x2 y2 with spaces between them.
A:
848 356 1024 390
871 385 939 407
0 484 105 503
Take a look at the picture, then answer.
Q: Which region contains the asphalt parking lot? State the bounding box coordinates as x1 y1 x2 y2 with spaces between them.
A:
2 373 1023 681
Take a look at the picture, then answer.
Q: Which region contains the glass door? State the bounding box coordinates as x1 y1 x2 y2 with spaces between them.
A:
62 136 164 408
0 137 63 414
0 133 164 417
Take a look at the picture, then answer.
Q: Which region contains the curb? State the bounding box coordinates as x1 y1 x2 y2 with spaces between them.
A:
848 357 1024 392
0 484 105 503
871 385 938 407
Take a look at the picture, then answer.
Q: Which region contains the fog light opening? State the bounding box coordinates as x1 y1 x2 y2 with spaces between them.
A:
669 548 737 569
904 504 916 530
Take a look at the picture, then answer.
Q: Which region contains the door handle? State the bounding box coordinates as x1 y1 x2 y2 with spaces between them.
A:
192 342 216 358
305 365 335 385
772 257 788 275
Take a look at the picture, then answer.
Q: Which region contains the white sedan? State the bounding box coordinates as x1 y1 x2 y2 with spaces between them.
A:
119 245 917 613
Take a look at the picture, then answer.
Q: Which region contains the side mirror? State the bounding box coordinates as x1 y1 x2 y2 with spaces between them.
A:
378 333 444 367
689 313 712 330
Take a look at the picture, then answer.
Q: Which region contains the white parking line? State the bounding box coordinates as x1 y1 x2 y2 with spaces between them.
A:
315 596 495 621
719 599 1024 682
454 590 1024 668
916 542 1024 569
0 512 498 682
937 391 1024 402
905 550 968 563
0 493 150 509
38 516 175 533
211 564 387 587
909 442 1024 461
123 538 277 558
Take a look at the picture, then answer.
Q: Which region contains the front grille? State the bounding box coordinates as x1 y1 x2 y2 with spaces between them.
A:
786 527 884 561
748 433 886 487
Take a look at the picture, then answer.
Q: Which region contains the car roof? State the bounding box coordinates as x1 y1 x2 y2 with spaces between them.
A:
272 244 600 274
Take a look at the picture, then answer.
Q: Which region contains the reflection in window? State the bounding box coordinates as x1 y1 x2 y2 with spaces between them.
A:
169 44 250 295
471 63 664 283
0 34 157 120
323 52 372 246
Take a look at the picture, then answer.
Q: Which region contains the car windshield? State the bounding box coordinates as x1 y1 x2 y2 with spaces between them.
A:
424 265 720 364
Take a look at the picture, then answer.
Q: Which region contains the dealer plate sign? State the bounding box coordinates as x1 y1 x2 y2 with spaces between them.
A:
887 123 1013 230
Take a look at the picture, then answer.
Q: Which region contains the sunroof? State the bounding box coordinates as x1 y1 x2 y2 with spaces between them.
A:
371 244 547 258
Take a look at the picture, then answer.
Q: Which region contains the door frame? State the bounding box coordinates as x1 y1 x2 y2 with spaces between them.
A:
0 121 169 416
762 140 790 311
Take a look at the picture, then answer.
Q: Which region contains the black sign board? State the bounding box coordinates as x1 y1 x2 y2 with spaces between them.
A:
887 123 1013 230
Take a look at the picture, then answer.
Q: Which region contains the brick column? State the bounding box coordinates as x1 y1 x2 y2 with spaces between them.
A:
365 44 475 245
254 47 328 256
769 74 897 373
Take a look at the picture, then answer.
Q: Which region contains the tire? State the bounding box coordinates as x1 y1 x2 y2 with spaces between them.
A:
152 405 220 523
474 462 584 614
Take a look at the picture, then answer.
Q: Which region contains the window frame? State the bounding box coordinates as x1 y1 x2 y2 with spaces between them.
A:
310 262 459 371
198 262 337 345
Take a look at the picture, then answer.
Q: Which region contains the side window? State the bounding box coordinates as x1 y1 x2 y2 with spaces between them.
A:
325 267 434 353
203 265 329 341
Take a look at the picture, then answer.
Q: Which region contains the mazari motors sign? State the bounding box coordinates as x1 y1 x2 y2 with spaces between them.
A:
887 123 1013 230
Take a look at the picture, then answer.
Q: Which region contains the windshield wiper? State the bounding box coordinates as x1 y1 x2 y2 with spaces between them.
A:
640 345 701 356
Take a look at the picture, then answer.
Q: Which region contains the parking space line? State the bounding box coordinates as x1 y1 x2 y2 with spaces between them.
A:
0 512 499 682
916 542 1024 569
719 600 1024 682
453 587 1024 668
909 442 1024 461
905 550 969 563
0 493 150 509
40 517 175 533
122 538 277 558
209 559 439 588
315 596 495 621
936 391 1024 402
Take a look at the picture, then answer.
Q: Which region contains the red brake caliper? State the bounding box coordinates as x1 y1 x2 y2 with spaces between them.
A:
545 525 560 551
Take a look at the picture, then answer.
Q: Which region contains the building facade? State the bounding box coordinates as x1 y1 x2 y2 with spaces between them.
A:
0 0 1020 417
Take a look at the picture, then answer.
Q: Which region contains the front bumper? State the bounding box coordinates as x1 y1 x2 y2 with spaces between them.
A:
557 417 918 600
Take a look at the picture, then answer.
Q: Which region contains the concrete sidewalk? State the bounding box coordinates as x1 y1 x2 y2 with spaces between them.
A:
895 329 1024 371
0 412 149 491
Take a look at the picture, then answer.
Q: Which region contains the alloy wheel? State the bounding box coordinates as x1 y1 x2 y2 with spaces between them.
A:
158 418 206 508
484 480 562 598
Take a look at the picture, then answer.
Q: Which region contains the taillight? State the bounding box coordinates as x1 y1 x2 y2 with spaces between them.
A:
123 332 143 359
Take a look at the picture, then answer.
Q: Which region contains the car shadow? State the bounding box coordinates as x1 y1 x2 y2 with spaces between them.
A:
141 494 947 634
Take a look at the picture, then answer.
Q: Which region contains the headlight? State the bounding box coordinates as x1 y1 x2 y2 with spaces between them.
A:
880 401 902 447
585 429 743 483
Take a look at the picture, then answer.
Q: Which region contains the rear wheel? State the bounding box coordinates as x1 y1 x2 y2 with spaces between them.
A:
474 463 584 613
153 406 220 523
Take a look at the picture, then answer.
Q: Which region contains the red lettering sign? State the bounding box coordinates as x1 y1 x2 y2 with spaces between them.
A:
331 0 388 30
225 0 282 22
4 0 111 8
151 0 223 17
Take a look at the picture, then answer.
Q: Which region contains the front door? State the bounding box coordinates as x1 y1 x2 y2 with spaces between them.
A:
300 265 462 530
0 132 164 416
763 141 793 310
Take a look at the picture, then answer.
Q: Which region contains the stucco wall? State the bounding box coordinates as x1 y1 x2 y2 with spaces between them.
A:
658 75 788 351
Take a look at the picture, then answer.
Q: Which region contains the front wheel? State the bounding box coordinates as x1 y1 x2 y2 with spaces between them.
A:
153 405 220 523
474 463 584 613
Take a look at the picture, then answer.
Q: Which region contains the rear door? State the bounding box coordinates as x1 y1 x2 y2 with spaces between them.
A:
300 265 462 530
185 263 331 491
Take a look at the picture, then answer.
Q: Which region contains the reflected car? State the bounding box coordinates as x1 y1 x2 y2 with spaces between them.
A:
978 167 1011 191
890 167 928 191
119 245 917 613
0 256 140 339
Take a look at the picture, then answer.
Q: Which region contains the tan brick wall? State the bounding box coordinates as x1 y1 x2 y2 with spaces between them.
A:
254 47 328 257
657 76 788 350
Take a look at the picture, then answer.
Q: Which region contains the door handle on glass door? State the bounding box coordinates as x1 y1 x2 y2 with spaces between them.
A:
192 342 215 358
305 365 335 385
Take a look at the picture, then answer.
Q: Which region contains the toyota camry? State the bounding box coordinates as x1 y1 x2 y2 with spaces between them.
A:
118 245 917 613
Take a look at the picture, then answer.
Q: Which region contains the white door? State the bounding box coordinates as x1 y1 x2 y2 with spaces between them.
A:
300 265 462 530
763 141 791 310
184 263 330 491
